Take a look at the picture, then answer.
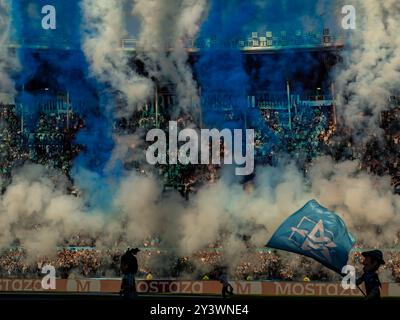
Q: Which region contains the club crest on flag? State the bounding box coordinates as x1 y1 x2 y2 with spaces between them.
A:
267 200 355 274
290 217 337 263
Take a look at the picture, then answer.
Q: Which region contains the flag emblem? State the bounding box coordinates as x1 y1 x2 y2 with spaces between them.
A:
290 218 337 263
267 200 355 274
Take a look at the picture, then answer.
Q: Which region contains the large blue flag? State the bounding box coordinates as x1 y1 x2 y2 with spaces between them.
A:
267 200 355 274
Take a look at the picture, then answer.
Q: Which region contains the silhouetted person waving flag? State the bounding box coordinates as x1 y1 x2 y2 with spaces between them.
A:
218 269 234 299
356 250 385 301
120 248 140 300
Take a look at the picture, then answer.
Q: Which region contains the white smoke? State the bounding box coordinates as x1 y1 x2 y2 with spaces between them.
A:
82 0 207 118
1 156 398 273
132 0 208 116
0 0 18 97
81 0 208 171
0 165 104 260
81 0 153 115
1 0 399 278
177 157 400 257
335 0 400 142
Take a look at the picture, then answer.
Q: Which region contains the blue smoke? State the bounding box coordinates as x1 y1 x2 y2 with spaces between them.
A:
196 0 256 131
10 0 81 50
195 0 336 162
195 0 279 160
8 0 338 206
11 0 118 211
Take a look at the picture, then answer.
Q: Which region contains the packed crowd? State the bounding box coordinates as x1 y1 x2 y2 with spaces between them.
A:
0 105 83 188
325 107 400 191
1 245 400 282
257 104 400 192
280 107 331 161
0 105 27 185
2 97 399 194
0 98 399 282
30 112 83 176
254 105 336 168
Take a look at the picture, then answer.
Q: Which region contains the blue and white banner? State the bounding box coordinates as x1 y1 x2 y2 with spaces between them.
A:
267 200 356 274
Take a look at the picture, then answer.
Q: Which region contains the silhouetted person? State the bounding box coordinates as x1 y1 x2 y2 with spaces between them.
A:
218 269 234 298
120 248 140 300
356 250 385 301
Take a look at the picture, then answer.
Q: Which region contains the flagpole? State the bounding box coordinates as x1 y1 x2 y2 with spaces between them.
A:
356 285 367 297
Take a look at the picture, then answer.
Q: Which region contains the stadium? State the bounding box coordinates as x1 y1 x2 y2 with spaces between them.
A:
0 0 400 315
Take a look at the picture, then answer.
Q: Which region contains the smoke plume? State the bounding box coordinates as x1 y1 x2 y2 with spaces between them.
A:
335 0 400 142
0 0 18 96
81 0 153 115
133 0 208 116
